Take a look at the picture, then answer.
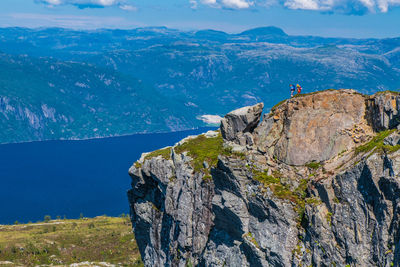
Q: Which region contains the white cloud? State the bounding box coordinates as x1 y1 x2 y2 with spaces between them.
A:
6 13 142 29
193 0 400 13
36 0 137 10
222 0 254 8
191 0 253 9
119 4 137 11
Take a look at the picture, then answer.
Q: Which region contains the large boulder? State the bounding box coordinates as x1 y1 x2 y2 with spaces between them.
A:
254 90 372 165
220 103 263 145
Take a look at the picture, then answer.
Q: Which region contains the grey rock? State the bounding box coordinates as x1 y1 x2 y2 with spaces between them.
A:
220 103 263 144
384 132 400 146
368 92 400 131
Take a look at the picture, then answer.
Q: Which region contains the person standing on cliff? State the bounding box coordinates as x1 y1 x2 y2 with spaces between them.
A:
296 84 302 94
290 84 296 97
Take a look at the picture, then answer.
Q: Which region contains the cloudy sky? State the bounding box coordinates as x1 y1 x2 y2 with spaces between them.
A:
0 0 399 37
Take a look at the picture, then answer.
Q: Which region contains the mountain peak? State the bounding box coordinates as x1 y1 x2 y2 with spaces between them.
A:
239 26 287 36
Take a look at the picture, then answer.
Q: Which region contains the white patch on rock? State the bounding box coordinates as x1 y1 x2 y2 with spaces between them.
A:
205 130 219 138
41 104 56 122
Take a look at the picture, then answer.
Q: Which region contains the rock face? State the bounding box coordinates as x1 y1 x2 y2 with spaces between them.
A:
128 90 400 267
220 103 263 145
254 89 373 165
367 92 400 131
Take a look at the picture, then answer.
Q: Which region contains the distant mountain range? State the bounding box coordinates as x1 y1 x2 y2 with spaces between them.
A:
0 26 399 143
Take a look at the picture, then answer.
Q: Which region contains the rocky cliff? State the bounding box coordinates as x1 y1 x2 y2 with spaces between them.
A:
128 89 400 266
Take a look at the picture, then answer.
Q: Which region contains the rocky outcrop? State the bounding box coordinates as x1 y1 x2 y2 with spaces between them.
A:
220 103 263 145
367 92 400 131
128 89 400 267
254 89 373 165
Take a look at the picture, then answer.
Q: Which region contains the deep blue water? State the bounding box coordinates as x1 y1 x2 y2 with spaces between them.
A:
0 128 215 224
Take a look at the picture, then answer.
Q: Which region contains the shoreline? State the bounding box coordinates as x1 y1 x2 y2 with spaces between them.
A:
0 126 218 146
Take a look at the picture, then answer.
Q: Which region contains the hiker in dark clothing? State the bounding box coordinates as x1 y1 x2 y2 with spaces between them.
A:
290 84 296 97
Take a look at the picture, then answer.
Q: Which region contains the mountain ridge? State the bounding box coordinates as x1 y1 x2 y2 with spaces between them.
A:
0 27 399 144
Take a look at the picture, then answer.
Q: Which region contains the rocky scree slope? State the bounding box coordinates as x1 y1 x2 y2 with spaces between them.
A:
128 89 400 266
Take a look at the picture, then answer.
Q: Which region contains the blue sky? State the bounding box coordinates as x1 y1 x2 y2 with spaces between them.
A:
0 0 399 38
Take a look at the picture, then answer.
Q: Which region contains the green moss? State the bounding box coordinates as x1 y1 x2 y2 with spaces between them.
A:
252 169 280 185
326 212 332 225
355 129 396 155
306 197 322 206
338 149 347 157
382 144 400 153
134 162 142 169
333 197 340 204
202 175 212 182
305 162 321 169
245 232 260 249
375 90 400 95
251 168 310 225
144 147 172 161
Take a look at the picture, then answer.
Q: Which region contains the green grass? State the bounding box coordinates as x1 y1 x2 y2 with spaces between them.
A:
252 169 280 184
251 167 317 226
174 134 224 172
326 212 332 225
0 216 142 266
144 147 172 161
252 168 308 210
305 162 321 170
354 129 398 155
174 133 244 178
375 90 400 95
292 88 337 98
271 99 287 111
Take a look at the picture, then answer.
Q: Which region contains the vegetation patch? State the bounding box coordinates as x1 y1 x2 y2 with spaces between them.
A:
271 99 287 111
245 232 260 249
292 88 337 99
355 129 397 155
175 134 224 172
134 162 142 169
251 168 309 218
305 161 322 170
250 167 321 227
306 197 322 206
0 216 142 266
174 133 245 178
326 212 332 226
375 90 400 95
144 147 172 161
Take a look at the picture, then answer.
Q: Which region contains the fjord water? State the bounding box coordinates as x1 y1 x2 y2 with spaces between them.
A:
0 128 215 224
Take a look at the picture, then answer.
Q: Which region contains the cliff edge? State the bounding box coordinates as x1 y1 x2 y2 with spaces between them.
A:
128 89 400 266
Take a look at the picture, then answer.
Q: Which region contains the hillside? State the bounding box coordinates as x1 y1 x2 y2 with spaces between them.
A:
128 89 400 266
0 53 201 144
0 27 400 143
0 216 142 266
